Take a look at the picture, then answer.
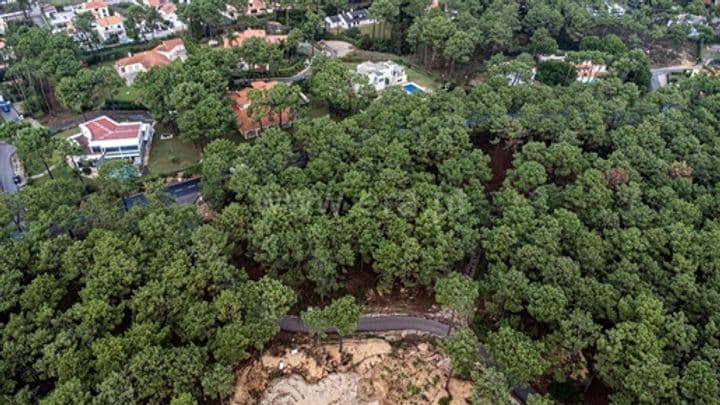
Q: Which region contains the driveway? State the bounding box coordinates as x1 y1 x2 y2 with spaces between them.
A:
0 142 18 193
322 40 354 58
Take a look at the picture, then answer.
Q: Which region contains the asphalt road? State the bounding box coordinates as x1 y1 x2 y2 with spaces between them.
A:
0 103 21 122
125 178 201 209
650 65 701 91
0 143 18 193
280 314 450 336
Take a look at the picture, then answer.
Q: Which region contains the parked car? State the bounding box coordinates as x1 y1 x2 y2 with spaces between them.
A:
0 95 10 113
13 175 21 184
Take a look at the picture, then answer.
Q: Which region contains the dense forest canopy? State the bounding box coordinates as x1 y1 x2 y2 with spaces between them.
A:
4 67 720 402
4 0 720 403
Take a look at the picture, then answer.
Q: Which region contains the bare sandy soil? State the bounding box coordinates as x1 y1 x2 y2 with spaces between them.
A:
232 337 473 405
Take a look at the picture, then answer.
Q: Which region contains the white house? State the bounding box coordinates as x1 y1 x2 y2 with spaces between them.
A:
0 17 6 35
158 3 185 32
325 9 373 30
356 60 407 91
68 116 153 166
80 0 110 19
114 38 187 85
95 14 126 43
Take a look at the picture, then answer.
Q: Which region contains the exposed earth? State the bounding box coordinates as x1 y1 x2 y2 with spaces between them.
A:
232 337 473 405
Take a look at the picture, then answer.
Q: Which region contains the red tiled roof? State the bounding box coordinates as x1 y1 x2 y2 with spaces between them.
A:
246 0 267 12
115 39 184 69
159 2 176 15
96 15 123 27
154 37 183 52
223 29 287 48
146 0 166 7
83 0 108 10
229 81 293 134
83 116 141 141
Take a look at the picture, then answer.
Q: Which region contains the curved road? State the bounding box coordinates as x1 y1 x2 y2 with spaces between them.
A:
279 314 537 403
0 143 18 193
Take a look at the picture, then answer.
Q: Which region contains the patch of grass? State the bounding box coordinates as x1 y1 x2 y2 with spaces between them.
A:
29 163 97 189
405 66 442 90
53 126 80 140
358 22 392 40
147 131 201 177
111 85 142 103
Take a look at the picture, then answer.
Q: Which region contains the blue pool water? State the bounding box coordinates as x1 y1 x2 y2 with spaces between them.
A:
403 83 422 94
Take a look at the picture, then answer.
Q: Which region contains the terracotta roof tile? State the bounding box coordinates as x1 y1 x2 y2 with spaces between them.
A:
115 39 184 70
96 15 123 27
229 81 293 134
223 29 287 48
83 116 142 141
83 0 108 10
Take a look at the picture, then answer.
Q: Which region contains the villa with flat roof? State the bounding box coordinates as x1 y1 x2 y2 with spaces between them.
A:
356 61 407 91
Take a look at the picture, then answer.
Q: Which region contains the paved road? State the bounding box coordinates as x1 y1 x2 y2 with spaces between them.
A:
650 65 701 91
280 314 450 336
125 178 201 209
279 314 537 403
0 103 21 122
0 143 18 193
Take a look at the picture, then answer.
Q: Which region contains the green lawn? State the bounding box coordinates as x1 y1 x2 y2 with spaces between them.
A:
357 22 392 40
405 66 442 90
53 126 80 140
112 85 142 103
29 163 97 189
147 130 201 177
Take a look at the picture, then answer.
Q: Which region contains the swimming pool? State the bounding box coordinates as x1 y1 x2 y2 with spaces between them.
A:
403 82 424 94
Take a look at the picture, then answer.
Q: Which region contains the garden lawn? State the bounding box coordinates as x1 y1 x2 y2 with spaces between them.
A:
358 23 392 40
111 84 142 103
147 133 201 176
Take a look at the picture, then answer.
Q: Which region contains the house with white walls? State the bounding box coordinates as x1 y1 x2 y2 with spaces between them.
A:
356 60 407 91
68 116 153 166
114 38 187 85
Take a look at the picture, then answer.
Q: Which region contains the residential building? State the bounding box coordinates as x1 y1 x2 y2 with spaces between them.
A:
356 60 407 91
244 0 270 14
325 9 373 31
95 14 126 43
223 29 287 48
159 3 186 32
114 38 187 85
81 0 110 19
229 81 295 139
576 60 608 83
0 17 6 35
68 116 153 166
44 5 78 34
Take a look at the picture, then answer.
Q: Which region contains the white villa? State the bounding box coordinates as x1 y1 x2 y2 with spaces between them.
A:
325 9 373 31
96 15 126 42
356 61 407 92
68 116 153 166
114 38 187 85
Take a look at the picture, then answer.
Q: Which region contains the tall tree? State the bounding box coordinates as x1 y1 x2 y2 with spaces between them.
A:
324 295 362 353
435 272 479 334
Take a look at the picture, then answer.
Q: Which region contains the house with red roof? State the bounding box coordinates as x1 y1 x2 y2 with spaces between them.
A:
68 116 154 166
80 0 110 19
95 14 126 43
114 38 187 85
223 29 287 48
229 81 295 139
